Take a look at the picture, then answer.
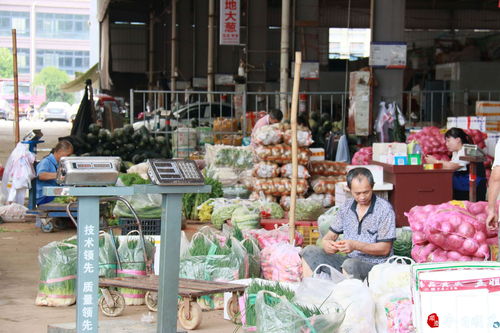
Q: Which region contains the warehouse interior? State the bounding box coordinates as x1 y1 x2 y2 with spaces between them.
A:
96 0 500 122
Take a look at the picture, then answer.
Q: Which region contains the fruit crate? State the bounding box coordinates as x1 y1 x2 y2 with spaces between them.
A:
296 223 320 247
119 218 161 235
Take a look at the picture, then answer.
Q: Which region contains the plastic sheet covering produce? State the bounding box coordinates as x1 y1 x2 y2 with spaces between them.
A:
99 231 118 278
36 240 77 307
117 231 154 305
255 291 344 333
0 203 28 221
261 242 302 282
179 232 246 281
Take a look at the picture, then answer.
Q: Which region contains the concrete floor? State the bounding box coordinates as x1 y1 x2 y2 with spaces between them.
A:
0 121 240 333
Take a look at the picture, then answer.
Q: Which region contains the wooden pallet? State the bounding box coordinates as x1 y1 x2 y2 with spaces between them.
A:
99 276 246 298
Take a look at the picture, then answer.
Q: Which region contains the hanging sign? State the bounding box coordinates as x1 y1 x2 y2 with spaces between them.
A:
220 0 240 45
369 42 407 69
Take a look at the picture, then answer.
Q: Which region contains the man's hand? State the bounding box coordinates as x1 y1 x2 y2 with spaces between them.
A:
322 239 339 254
334 240 357 254
425 155 438 164
486 207 499 231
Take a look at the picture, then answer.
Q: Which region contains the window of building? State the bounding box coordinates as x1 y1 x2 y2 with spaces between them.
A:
0 11 30 37
36 49 90 75
36 13 89 39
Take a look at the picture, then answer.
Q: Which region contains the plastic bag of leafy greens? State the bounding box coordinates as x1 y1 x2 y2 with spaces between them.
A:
254 200 284 219
318 206 339 237
117 231 155 305
99 231 118 278
211 201 240 229
295 198 325 221
231 206 261 231
241 237 261 278
113 193 162 218
255 291 344 333
36 241 77 307
179 233 246 282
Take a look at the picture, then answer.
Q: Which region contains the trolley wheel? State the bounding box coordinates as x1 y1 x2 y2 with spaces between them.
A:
40 219 54 233
227 295 241 324
145 291 158 312
178 300 202 330
99 290 125 317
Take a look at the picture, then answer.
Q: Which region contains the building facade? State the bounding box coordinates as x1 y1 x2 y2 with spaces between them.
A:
0 0 92 84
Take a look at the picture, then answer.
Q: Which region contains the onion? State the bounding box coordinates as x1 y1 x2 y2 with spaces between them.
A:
420 243 437 258
462 238 479 255
429 233 445 247
429 249 447 262
446 234 464 251
486 237 498 245
474 244 489 259
440 221 454 234
469 202 487 215
457 222 475 238
412 231 427 245
459 255 472 261
473 231 486 244
447 251 462 260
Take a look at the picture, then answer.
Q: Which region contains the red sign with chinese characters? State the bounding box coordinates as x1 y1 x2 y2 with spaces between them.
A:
220 0 240 45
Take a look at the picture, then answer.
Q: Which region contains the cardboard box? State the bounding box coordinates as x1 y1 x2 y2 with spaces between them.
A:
456 116 486 131
476 101 500 116
372 143 408 164
446 117 457 129
412 261 500 333
408 154 422 165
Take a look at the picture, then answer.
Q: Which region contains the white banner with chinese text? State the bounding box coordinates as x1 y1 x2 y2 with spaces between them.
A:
219 0 240 45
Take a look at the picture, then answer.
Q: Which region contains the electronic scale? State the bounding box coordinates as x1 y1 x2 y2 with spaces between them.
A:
147 159 204 185
57 156 121 186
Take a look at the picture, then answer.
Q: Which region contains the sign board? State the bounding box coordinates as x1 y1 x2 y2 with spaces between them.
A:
215 74 235 85
369 42 407 69
291 61 319 79
219 0 240 45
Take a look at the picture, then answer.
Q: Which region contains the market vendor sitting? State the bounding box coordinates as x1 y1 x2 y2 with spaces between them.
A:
424 127 486 201
35 140 73 205
251 109 283 147
301 167 396 281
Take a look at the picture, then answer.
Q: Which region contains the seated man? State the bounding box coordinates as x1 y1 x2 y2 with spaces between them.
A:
301 167 396 280
36 140 73 205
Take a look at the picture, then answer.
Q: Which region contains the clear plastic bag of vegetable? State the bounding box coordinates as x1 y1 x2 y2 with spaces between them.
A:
317 206 339 237
295 198 325 221
253 124 284 146
253 161 280 178
99 231 118 278
253 200 285 219
308 193 335 208
211 200 240 229
231 206 261 230
36 241 77 307
284 127 314 147
179 232 246 281
256 291 344 333
280 163 310 179
261 242 303 282
247 225 304 248
113 178 162 218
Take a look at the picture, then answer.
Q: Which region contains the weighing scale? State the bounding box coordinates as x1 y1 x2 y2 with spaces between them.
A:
44 157 210 333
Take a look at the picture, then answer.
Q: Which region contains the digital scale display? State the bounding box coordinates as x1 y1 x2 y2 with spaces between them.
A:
148 159 204 185
72 162 113 169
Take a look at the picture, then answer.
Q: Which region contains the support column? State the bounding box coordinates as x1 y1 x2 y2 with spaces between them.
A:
280 0 291 118
370 0 406 107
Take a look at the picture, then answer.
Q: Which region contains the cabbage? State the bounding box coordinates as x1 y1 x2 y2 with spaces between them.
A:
294 199 325 221
211 204 239 229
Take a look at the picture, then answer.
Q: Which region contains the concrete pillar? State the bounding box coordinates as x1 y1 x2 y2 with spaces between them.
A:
370 0 406 107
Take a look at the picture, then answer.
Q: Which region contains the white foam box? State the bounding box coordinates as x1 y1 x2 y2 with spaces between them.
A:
346 164 384 184
446 117 457 129
223 278 299 320
476 101 500 116
412 261 500 333
486 132 500 157
456 116 486 131
334 181 393 207
309 148 325 161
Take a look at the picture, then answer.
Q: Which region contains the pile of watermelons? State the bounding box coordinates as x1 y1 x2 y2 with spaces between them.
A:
76 124 169 164
308 111 342 148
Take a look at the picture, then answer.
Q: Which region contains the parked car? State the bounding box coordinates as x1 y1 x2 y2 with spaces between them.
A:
133 102 234 131
40 102 71 122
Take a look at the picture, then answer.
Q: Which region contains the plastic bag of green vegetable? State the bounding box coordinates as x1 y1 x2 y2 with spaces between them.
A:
99 231 118 278
295 198 325 221
231 206 260 231
117 231 155 305
254 200 284 219
35 241 77 307
211 201 240 229
255 290 343 333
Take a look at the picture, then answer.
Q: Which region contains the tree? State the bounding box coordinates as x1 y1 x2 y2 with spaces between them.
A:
0 48 13 78
34 66 74 104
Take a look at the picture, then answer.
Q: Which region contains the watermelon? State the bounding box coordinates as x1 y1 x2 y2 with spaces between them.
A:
89 123 101 136
123 124 134 136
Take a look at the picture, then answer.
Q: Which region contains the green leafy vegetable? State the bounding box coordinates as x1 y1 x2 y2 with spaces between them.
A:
119 173 150 186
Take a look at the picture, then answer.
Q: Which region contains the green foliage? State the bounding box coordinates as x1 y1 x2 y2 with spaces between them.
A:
34 66 74 104
0 48 13 78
